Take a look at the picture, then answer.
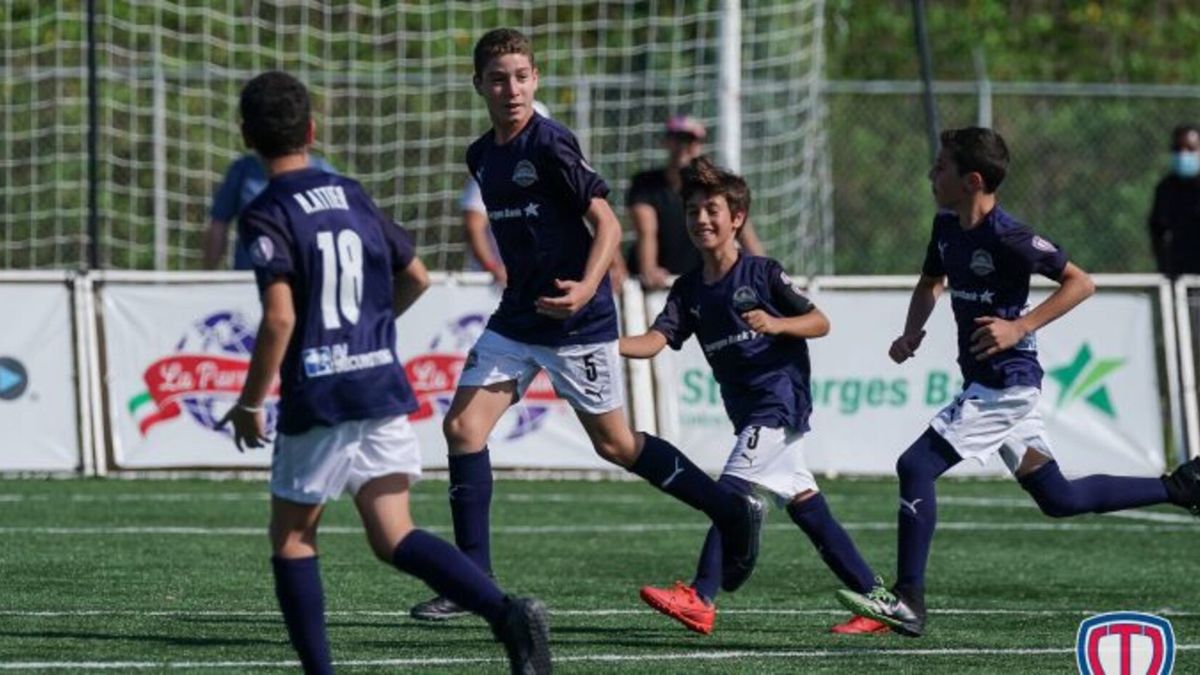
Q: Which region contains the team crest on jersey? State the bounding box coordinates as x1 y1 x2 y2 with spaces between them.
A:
732 286 759 312
969 249 995 276
1032 235 1057 253
1076 612 1174 675
512 160 539 187
249 236 274 268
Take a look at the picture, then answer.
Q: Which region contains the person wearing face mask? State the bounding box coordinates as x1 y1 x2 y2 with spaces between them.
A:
1147 124 1200 277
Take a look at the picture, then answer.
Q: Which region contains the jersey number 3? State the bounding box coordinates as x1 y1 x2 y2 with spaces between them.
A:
316 230 364 330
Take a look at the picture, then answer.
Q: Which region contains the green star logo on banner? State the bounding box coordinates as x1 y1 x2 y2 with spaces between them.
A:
1047 343 1124 418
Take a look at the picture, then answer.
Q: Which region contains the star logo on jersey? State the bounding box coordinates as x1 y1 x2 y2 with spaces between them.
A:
523 202 540 218
512 159 538 187
969 249 995 276
1048 343 1124 418
979 290 994 304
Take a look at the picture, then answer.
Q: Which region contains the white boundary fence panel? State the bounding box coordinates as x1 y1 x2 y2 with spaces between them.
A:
1175 275 1200 459
0 271 87 472
0 272 1186 475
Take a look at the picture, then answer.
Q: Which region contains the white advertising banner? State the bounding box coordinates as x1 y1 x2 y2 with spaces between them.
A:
396 281 607 470
0 282 81 471
102 277 605 470
652 285 1166 477
103 281 271 468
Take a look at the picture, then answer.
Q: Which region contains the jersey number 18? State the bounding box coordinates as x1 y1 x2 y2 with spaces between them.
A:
316 230 364 330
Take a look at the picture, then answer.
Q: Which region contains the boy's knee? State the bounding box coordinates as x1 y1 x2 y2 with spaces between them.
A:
593 436 638 467
443 414 482 450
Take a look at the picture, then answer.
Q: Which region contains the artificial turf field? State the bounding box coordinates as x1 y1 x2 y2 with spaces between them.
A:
0 476 1195 673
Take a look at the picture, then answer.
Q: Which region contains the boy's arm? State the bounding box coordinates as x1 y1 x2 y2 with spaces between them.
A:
890 274 944 363
620 329 668 359
970 262 1094 360
535 197 621 318
393 255 431 318
742 307 829 339
220 279 294 450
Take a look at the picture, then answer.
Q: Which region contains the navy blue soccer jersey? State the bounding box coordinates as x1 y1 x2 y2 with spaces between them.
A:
238 167 419 435
466 113 617 346
652 255 816 434
920 206 1069 389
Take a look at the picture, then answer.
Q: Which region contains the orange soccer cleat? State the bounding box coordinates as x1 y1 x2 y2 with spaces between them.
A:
830 614 890 635
639 582 716 635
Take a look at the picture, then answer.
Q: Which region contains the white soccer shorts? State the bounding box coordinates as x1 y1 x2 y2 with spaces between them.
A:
721 425 818 502
455 329 625 415
271 414 421 505
929 381 1056 474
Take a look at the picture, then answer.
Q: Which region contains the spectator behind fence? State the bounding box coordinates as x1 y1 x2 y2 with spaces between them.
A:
626 115 764 289
1148 124 1200 277
203 152 335 269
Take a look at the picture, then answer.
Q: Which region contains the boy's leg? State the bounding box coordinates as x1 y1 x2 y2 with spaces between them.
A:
542 339 764 591
269 497 333 675
354 473 551 674
638 475 750 636
1015 448 1174 516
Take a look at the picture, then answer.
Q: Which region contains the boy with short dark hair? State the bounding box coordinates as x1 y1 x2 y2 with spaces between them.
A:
837 126 1200 638
220 70 551 674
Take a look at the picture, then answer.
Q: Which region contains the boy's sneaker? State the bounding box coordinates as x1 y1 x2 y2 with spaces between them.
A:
409 595 469 621
492 597 552 675
1163 457 1200 516
829 615 890 634
835 584 924 638
720 493 766 592
639 582 716 635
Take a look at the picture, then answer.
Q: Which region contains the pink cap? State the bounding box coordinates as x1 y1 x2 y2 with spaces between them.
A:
665 115 706 139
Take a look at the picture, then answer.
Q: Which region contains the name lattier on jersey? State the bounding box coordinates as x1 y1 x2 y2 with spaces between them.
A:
293 185 350 214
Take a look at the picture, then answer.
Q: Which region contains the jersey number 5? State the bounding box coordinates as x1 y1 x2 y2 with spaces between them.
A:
316 230 364 330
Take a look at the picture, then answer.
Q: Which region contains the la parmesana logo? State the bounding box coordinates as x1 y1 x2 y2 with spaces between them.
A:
127 311 278 436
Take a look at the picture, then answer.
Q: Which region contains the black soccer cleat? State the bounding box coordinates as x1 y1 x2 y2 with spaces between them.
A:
1163 457 1200 516
720 492 766 592
492 597 552 675
409 595 470 622
835 585 925 638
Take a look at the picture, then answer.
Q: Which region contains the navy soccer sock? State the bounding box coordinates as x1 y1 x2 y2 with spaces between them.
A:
895 428 960 601
629 433 739 526
448 448 493 573
690 476 751 603
271 556 333 675
787 493 877 594
1018 460 1170 517
392 529 507 625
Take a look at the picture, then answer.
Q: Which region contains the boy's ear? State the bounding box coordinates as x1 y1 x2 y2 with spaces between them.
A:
965 171 986 193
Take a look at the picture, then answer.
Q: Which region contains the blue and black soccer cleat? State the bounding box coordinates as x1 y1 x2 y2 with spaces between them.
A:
1163 457 1200 516
493 596 552 675
409 595 470 622
720 492 766 592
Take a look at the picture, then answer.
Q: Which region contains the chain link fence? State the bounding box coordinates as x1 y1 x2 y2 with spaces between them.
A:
826 80 1200 275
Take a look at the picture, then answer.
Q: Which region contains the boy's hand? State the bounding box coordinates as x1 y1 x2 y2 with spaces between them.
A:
216 404 270 452
741 310 781 335
888 330 926 363
970 316 1025 360
536 278 597 319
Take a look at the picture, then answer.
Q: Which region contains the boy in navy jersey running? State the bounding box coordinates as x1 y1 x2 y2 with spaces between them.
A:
219 71 550 674
620 156 890 636
410 29 764 621
837 127 1200 637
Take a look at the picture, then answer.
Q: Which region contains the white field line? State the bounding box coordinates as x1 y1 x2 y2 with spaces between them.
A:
0 607 1197 619
2 491 1191 523
0 646 1197 670
0 519 1193 536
